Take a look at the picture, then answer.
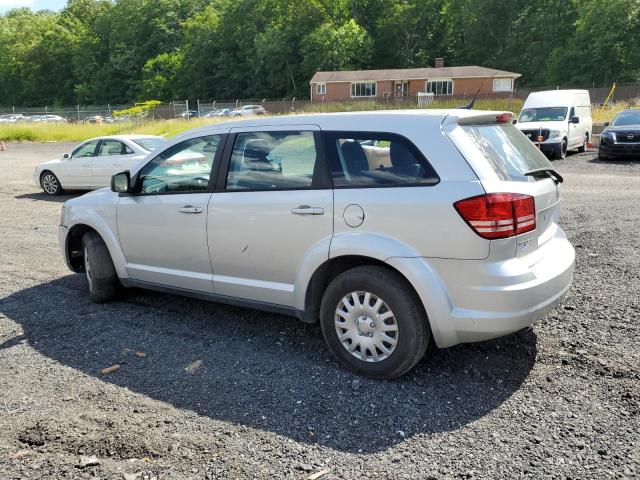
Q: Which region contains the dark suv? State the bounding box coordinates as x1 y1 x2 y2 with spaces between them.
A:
599 109 640 160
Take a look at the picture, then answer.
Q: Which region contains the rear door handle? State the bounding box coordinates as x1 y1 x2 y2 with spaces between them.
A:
291 205 324 215
179 205 203 214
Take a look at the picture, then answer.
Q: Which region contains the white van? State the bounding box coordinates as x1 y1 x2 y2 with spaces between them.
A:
516 90 592 159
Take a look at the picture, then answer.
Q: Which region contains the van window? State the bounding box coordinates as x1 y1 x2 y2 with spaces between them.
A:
324 131 439 187
519 107 568 122
462 124 553 181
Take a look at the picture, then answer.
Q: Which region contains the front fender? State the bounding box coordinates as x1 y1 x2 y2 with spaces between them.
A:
62 192 128 279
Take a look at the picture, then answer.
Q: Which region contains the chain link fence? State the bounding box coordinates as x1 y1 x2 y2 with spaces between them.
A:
1 85 639 124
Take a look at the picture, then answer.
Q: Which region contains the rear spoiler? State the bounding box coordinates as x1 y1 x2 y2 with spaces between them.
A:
455 112 514 126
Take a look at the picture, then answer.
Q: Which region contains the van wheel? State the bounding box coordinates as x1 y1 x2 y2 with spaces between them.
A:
577 134 588 153
319 266 429 379
40 171 63 195
554 139 568 160
82 231 120 303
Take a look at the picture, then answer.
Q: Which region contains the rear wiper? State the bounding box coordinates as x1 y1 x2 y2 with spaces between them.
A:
523 168 564 184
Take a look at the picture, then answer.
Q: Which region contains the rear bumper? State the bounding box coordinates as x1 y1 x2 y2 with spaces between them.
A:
387 227 575 348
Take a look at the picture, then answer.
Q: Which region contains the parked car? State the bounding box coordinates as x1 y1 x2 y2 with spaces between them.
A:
179 110 199 119
35 135 166 195
230 104 267 117
516 90 592 159
37 114 67 123
58 111 575 378
85 115 104 124
0 114 27 123
202 108 231 118
598 109 640 160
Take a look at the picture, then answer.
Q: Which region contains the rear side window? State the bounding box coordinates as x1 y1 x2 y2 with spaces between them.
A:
462 124 553 181
324 131 439 187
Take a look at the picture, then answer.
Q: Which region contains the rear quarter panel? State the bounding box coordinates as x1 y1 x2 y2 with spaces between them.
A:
328 115 489 260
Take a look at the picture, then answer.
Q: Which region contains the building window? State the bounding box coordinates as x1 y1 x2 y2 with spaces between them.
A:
316 83 326 95
426 80 453 96
493 78 512 92
394 81 408 97
351 82 376 98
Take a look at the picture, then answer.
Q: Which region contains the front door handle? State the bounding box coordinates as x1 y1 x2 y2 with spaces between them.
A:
179 205 203 214
291 205 324 215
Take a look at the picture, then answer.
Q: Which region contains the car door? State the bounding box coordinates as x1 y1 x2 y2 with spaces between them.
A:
117 134 226 293
63 140 99 187
568 106 580 147
93 139 130 187
207 126 333 306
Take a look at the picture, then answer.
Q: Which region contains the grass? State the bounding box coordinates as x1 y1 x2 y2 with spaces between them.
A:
300 97 525 114
0 118 224 142
592 98 640 124
2 98 637 143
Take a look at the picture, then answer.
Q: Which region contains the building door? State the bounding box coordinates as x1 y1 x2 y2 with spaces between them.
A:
394 81 408 98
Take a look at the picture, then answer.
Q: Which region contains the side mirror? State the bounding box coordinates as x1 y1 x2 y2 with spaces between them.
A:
604 122 610 127
111 171 131 194
63 153 70 159
571 116 580 124
512 119 517 124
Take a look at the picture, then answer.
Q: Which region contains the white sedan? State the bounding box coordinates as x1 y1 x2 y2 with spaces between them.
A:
34 135 166 195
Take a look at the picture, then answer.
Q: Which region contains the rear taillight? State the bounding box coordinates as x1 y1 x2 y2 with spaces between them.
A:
454 193 536 239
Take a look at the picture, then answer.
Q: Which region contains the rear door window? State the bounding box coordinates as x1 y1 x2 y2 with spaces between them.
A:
323 131 439 187
462 124 554 181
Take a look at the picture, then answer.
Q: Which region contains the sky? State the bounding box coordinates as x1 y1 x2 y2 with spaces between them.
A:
0 0 66 13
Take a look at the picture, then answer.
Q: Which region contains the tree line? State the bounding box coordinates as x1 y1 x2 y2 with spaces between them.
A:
0 0 638 106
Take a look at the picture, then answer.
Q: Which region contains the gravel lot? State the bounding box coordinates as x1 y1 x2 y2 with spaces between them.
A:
0 142 638 479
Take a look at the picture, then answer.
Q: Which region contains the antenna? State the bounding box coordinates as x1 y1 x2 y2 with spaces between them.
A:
458 72 500 109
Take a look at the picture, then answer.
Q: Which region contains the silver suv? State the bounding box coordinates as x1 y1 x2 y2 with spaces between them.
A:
59 110 575 378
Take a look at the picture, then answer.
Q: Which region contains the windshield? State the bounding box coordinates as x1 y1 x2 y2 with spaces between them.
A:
519 107 568 123
462 124 554 181
132 137 165 152
612 112 640 127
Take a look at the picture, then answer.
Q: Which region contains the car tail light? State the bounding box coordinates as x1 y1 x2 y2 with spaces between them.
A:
454 193 536 239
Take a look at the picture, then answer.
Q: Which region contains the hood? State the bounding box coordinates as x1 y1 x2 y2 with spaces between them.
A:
605 124 640 132
64 187 113 207
516 120 568 131
36 158 62 169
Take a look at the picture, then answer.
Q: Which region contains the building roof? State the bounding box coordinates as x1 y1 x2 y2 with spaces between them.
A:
310 66 521 83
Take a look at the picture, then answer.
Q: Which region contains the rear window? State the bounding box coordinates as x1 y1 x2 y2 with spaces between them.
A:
133 137 165 152
462 124 553 181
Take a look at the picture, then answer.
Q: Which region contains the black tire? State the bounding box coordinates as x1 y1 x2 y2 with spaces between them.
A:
553 139 568 160
577 134 588 153
82 231 120 303
319 265 430 379
40 170 63 196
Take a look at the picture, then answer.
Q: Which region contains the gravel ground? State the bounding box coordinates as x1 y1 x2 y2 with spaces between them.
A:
0 142 638 479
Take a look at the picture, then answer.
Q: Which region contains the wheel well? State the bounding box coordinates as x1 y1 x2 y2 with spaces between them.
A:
66 224 96 272
302 255 424 323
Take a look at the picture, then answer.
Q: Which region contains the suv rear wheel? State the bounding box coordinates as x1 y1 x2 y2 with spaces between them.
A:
320 266 429 379
82 231 120 303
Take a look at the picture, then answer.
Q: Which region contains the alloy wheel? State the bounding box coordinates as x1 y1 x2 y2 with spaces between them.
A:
41 173 58 194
